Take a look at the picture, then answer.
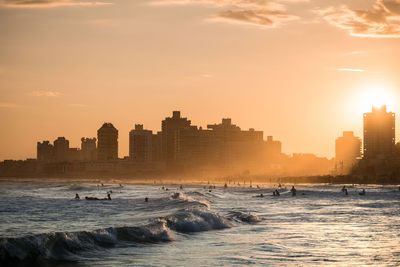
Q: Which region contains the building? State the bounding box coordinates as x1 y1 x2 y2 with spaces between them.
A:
97 123 118 161
37 141 54 162
207 118 264 167
81 137 97 161
264 136 282 162
335 131 361 173
363 105 395 159
129 124 153 162
53 137 70 162
161 111 191 162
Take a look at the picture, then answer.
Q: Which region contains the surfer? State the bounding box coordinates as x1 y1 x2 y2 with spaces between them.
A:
290 186 297 196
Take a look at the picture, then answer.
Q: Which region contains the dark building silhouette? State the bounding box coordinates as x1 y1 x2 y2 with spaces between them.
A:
129 124 153 162
37 141 54 162
97 123 118 161
363 105 395 159
161 111 191 162
54 137 70 162
335 131 361 173
81 137 97 161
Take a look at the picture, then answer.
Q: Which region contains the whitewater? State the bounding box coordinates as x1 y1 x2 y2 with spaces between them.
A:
0 180 399 266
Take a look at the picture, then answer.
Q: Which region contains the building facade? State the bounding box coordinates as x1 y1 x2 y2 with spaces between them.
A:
161 111 191 163
129 124 153 162
97 123 118 161
363 105 395 159
81 137 97 161
335 131 361 173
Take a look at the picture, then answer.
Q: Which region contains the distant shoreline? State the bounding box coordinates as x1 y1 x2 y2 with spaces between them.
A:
0 175 398 186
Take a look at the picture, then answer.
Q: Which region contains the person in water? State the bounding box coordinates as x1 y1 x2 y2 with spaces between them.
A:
145 197 149 202
275 189 280 196
75 193 80 200
290 186 297 196
359 189 366 196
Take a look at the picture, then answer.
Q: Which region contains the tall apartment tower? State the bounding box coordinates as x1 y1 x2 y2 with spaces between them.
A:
363 105 395 159
81 137 97 161
161 111 191 162
54 137 70 162
97 123 118 161
335 131 361 173
129 124 153 162
37 141 54 162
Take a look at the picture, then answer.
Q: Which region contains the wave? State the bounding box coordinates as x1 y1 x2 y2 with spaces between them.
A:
160 207 232 233
0 222 173 264
0 207 232 264
169 191 211 208
228 211 262 223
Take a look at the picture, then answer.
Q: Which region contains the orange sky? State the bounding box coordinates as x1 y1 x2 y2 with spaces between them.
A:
0 0 399 160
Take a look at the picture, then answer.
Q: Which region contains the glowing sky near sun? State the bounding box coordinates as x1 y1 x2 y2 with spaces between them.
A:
0 0 399 160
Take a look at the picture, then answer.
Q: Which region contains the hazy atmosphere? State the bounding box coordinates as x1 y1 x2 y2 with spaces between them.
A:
1 0 400 161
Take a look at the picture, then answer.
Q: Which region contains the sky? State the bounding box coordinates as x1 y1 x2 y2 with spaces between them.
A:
0 0 400 160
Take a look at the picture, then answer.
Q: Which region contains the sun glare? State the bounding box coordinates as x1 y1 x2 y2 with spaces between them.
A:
357 84 394 113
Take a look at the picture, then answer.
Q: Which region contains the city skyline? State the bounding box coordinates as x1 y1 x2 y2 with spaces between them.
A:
1 0 400 160
1 105 398 161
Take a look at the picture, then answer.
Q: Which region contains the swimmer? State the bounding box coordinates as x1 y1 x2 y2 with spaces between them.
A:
75 193 80 200
359 189 366 196
145 197 149 202
290 186 297 197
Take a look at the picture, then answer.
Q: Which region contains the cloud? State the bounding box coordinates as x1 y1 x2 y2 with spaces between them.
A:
217 8 297 27
149 0 297 28
1 0 112 8
0 102 18 108
317 0 400 38
30 90 61 97
338 68 365 72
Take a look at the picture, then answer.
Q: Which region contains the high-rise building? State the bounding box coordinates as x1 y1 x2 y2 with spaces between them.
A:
129 124 153 162
363 105 395 159
161 111 191 162
37 141 54 162
81 137 97 161
264 136 282 162
54 137 70 162
97 123 118 161
335 131 361 173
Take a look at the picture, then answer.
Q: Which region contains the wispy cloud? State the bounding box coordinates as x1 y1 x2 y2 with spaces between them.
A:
30 90 62 97
316 0 400 38
338 68 365 72
0 102 18 108
150 0 298 28
1 0 112 8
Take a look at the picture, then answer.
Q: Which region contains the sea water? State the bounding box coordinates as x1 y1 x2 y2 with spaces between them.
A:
0 180 399 266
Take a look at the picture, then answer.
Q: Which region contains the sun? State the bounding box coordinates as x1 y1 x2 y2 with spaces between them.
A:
357 84 394 113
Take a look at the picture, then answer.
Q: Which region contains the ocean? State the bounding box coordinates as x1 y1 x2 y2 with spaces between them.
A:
0 179 399 266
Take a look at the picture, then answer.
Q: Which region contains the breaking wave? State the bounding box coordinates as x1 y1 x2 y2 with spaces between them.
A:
0 223 173 264
161 208 232 233
228 211 262 223
0 207 232 264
